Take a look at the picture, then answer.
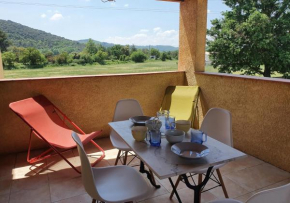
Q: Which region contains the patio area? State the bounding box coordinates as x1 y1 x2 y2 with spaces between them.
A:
1 137 289 203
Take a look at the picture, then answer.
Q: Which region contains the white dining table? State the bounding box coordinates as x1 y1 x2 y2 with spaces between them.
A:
109 120 246 203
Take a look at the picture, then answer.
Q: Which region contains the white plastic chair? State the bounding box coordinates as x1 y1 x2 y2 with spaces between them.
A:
110 99 144 165
170 108 232 199
208 183 290 203
71 132 150 203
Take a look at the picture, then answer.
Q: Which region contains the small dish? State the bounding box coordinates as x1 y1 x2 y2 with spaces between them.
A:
130 116 152 126
165 129 184 144
171 142 210 159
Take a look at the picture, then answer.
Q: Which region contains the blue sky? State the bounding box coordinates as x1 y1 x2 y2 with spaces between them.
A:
0 0 229 47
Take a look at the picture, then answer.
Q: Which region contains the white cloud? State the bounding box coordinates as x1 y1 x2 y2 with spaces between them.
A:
153 27 161 33
41 14 46 18
50 13 63 21
111 2 116 7
124 4 129 7
207 10 211 13
105 28 179 47
139 29 149 33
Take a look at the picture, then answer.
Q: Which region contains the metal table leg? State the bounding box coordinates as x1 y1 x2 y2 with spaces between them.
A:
181 166 214 203
168 177 182 203
139 161 161 188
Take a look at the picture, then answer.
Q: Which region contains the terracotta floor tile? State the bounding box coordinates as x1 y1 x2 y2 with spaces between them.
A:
9 183 51 203
0 154 16 178
0 194 9 203
225 163 290 192
176 187 218 203
11 150 48 180
234 179 290 202
156 176 187 192
0 176 11 196
49 177 86 202
234 192 254 202
11 174 48 193
220 155 264 175
54 194 92 203
207 176 249 199
139 193 179 203
138 176 169 201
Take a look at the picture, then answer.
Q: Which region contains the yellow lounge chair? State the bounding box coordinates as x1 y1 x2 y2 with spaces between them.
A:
160 86 200 128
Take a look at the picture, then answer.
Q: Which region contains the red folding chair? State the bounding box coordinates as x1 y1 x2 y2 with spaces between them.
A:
9 95 105 174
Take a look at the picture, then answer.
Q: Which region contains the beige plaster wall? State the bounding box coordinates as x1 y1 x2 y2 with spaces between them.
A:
178 0 207 85
196 72 290 172
0 71 186 154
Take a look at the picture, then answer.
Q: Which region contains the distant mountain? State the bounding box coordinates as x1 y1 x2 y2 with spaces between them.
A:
0 19 85 53
0 19 178 54
78 39 179 52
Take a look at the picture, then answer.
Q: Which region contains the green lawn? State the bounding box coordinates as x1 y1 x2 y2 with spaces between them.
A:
3 61 283 79
4 60 179 79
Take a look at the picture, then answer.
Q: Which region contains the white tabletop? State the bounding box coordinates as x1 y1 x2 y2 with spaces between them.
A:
109 120 247 179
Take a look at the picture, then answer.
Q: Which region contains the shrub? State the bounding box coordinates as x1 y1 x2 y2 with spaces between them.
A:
131 51 147 63
2 52 16 67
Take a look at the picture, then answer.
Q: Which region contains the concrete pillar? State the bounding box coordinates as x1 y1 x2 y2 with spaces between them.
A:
0 50 4 79
178 0 208 85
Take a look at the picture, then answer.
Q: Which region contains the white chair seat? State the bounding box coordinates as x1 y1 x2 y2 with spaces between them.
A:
190 163 226 174
110 131 131 151
93 166 149 202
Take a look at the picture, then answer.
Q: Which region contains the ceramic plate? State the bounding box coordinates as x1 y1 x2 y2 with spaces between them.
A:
171 142 210 159
130 116 152 126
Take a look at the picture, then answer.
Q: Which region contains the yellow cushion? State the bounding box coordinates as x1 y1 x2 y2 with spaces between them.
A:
160 86 199 122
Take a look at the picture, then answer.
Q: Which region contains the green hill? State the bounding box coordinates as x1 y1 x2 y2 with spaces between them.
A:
0 19 85 53
78 39 179 52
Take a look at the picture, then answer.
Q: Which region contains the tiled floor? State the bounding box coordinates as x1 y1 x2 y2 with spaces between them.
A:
0 138 289 203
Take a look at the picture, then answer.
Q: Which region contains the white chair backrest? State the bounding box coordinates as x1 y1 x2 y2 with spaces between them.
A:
112 99 144 122
71 132 100 199
246 183 290 203
200 108 233 147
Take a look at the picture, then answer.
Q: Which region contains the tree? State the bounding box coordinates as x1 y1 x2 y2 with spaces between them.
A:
161 52 167 61
85 39 98 55
0 30 10 52
56 52 69 64
94 50 108 65
20 47 46 66
150 48 160 59
109 45 123 59
131 51 147 63
2 52 16 67
130 45 137 54
207 0 290 78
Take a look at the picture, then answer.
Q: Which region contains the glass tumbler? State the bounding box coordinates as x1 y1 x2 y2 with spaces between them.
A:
157 110 169 134
149 130 161 147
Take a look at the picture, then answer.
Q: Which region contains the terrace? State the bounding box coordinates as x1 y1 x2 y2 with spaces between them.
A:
0 0 290 203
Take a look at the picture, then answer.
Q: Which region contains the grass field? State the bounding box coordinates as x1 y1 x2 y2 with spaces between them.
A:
3 60 282 79
3 60 179 79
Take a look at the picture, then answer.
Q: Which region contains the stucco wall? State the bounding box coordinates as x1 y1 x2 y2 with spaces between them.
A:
196 72 290 172
0 71 186 154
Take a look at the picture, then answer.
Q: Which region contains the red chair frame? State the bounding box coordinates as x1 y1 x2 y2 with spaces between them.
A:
10 96 105 174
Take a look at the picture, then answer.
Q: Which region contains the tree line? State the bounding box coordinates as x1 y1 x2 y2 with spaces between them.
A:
0 33 178 69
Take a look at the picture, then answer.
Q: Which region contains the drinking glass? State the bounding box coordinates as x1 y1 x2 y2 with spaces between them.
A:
165 115 175 130
149 130 161 147
157 110 169 134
